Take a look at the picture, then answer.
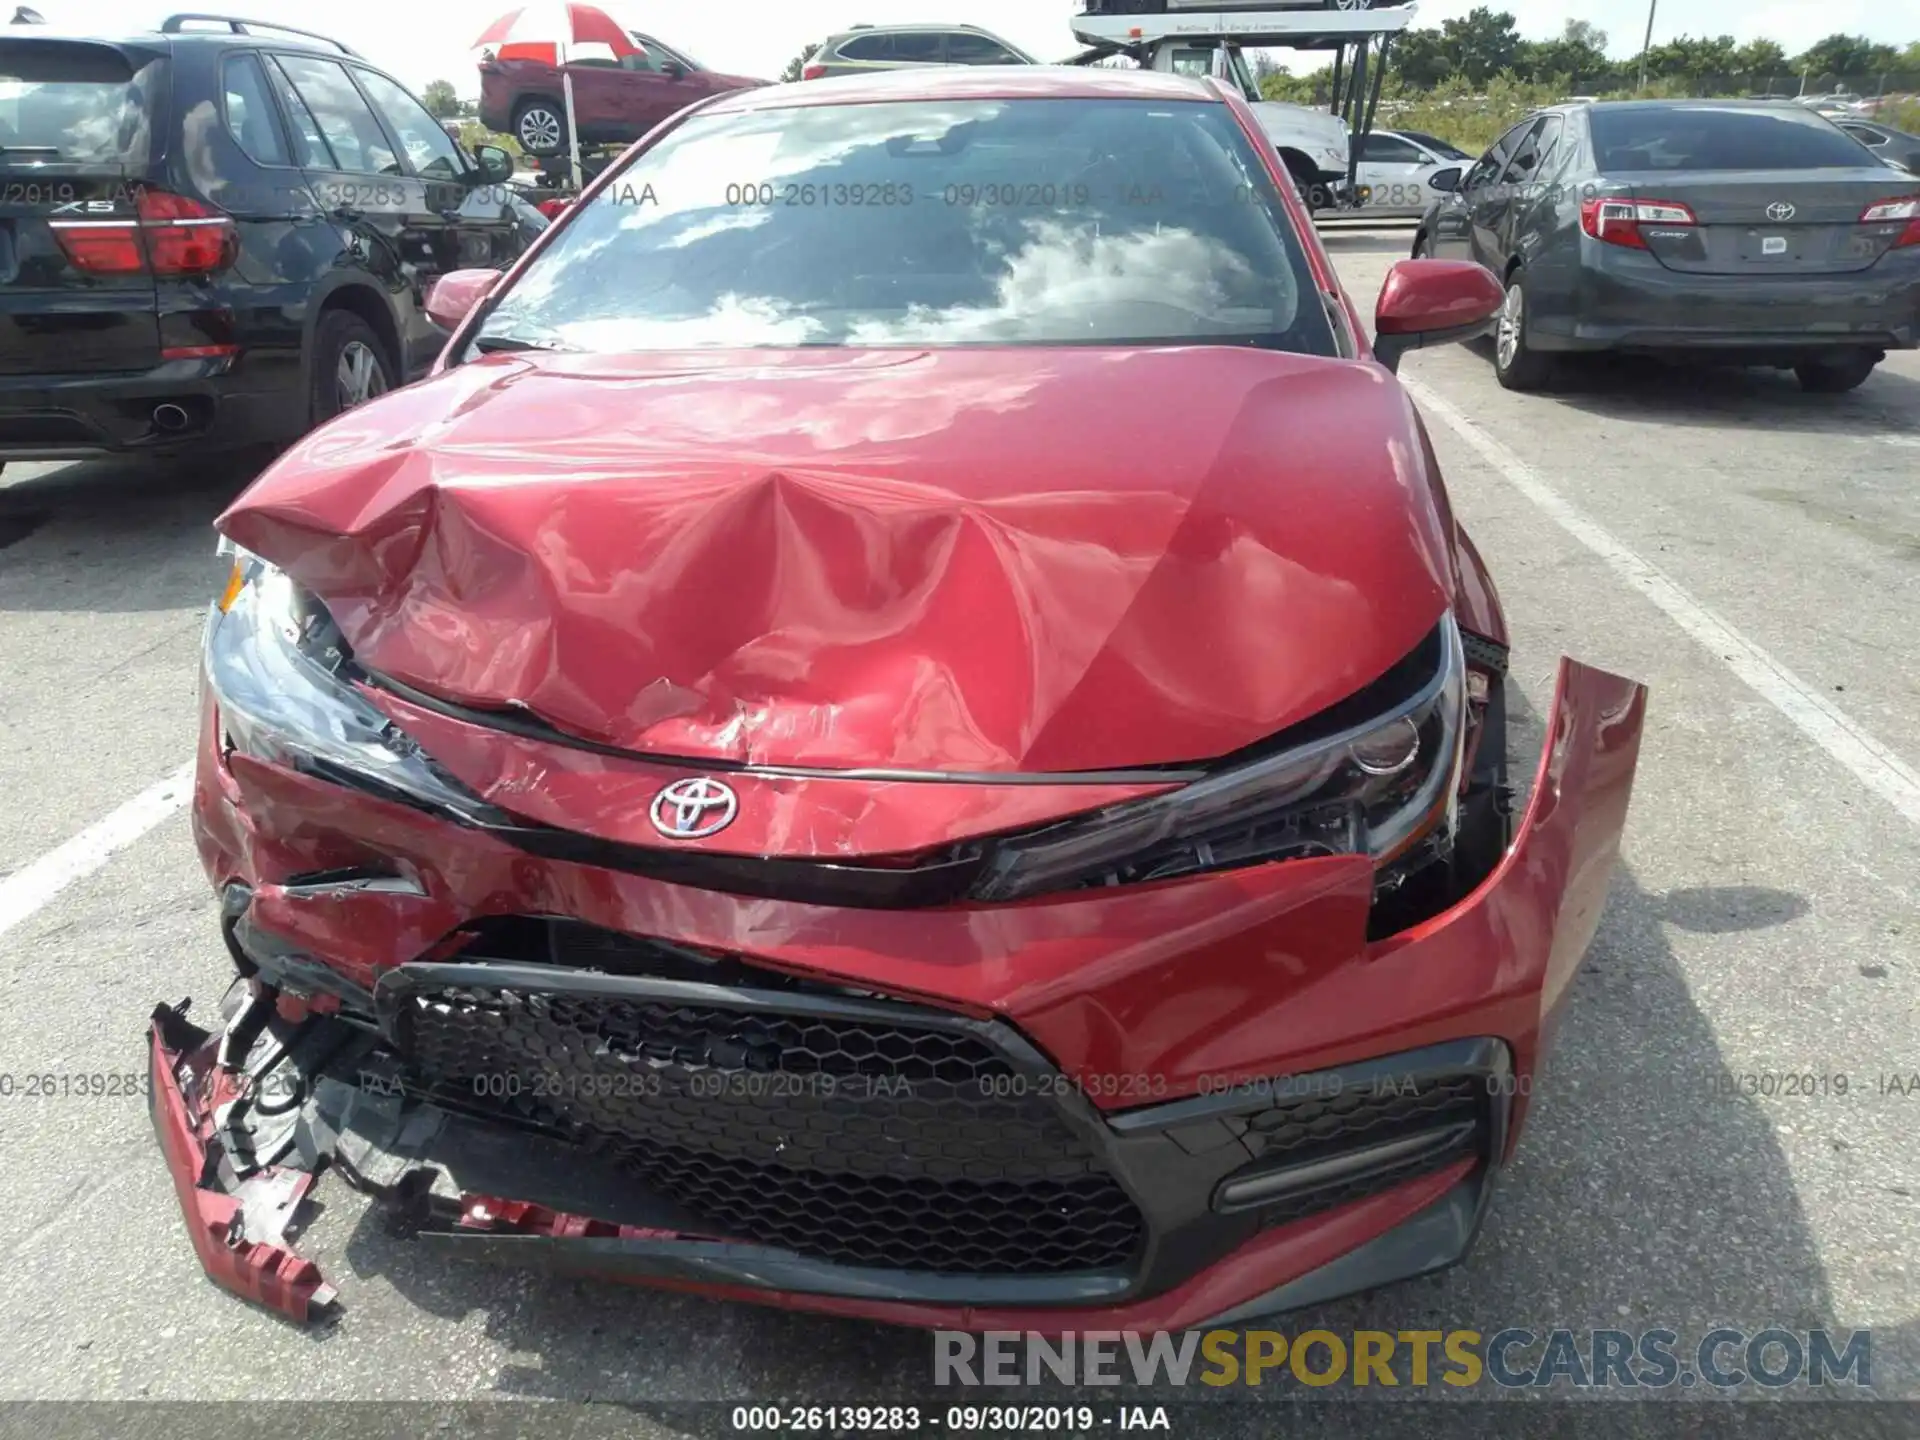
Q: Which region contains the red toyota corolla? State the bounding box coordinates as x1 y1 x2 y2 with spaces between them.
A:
151 66 1646 1329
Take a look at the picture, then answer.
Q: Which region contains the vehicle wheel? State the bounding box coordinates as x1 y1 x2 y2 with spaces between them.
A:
1492 269 1555 391
310 310 394 426
1794 352 1880 393
513 99 566 157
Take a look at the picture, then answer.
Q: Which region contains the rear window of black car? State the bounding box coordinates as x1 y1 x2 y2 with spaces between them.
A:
0 41 155 165
474 97 1336 356
1590 105 1878 172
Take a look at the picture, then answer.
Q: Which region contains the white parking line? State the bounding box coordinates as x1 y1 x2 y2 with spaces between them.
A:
0 761 194 942
1406 375 1920 833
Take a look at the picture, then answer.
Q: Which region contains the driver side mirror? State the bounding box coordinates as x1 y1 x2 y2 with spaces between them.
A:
1427 166 1462 192
660 58 686 79
1372 259 1504 373
472 143 514 184
425 268 501 330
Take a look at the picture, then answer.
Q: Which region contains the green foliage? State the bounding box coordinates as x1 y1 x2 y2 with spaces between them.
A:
779 44 819 84
1258 68 1327 105
1881 97 1920 134
420 78 462 120
457 121 522 162
1793 34 1902 82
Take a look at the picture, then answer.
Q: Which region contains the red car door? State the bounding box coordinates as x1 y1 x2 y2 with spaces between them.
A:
560 59 634 141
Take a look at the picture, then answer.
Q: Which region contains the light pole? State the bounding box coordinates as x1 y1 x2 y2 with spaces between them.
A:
1637 0 1658 92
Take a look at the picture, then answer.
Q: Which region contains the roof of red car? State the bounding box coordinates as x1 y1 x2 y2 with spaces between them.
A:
703 64 1225 115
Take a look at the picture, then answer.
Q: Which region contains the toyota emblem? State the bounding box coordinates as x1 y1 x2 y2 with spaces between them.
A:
1765 202 1796 222
650 777 738 839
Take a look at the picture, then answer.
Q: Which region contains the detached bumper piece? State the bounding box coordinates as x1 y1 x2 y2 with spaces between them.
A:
147 1001 337 1322
147 924 1512 1323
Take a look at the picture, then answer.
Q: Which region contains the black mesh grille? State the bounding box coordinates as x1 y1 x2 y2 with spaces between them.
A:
1235 1073 1487 1228
1243 1075 1484 1163
395 979 1145 1274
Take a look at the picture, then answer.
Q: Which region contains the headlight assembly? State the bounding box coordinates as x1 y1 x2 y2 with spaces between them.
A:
204 541 504 824
971 617 1466 902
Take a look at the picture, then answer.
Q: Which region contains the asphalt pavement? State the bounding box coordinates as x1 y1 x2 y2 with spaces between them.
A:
0 232 1916 1432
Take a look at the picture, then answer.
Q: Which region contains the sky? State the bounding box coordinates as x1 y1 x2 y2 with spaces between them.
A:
47 0 1920 97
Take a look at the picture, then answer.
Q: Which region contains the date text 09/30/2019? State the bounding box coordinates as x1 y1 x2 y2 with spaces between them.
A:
728 1406 1171 1432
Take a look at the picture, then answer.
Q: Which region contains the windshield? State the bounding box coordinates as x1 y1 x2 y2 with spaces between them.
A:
0 41 155 164
1590 105 1880 171
474 97 1333 355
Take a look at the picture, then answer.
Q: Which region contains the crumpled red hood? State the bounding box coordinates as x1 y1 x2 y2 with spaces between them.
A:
220 345 1452 773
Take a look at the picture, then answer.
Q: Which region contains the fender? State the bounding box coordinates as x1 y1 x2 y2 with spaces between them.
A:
297 271 408 398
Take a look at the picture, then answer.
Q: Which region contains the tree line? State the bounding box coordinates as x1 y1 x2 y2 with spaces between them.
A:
1366 11 1919 95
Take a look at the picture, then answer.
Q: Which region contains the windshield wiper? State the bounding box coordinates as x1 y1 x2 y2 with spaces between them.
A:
0 146 63 159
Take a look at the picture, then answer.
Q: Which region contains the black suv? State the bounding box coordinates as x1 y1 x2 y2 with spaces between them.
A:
0 14 528 468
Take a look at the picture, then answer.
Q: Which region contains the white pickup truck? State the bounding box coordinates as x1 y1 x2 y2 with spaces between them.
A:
1070 7 1418 210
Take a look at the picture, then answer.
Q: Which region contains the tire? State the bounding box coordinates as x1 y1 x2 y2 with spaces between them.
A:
1492 267 1555 392
1794 351 1880 393
310 310 395 427
513 98 566 157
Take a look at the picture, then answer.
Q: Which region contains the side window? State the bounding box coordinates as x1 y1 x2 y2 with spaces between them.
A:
1844 125 1889 147
273 54 398 175
1361 133 1423 164
220 52 289 166
634 35 696 69
1462 122 1527 190
835 33 891 61
1499 117 1553 183
356 68 464 179
260 52 328 167
1168 47 1215 78
947 33 1016 65
890 32 943 63
1517 115 1565 179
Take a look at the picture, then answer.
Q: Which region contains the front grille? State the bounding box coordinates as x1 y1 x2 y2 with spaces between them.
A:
392 970 1145 1275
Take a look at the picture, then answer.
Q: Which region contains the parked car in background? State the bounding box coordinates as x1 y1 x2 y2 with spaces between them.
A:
1414 100 1920 393
1394 127 1471 161
1353 128 1467 217
1835 117 1920 173
0 14 527 470
800 24 1036 80
478 29 763 155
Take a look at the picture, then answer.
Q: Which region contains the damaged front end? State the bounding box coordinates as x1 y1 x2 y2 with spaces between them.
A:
153 416 1644 1328
152 639 1646 1330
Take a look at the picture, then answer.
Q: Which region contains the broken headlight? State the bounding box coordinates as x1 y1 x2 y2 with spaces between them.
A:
203 540 504 824
971 616 1466 902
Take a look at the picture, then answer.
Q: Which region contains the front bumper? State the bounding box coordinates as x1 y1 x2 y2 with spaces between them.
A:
153 656 1645 1329
1537 246 1920 354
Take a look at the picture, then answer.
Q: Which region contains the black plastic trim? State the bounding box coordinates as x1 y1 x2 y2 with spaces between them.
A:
1213 1121 1479 1213
1199 1168 1495 1325
416 1231 1137 1305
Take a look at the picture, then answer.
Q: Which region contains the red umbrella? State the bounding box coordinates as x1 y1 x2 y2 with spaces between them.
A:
472 2 638 67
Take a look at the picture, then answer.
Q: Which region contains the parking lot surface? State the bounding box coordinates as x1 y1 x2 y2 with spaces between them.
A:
1 232 1917 1428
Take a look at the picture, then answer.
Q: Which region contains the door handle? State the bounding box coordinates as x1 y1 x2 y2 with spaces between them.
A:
332 206 364 223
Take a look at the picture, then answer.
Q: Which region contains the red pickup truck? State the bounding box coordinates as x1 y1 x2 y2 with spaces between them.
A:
480 30 765 155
